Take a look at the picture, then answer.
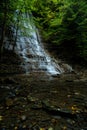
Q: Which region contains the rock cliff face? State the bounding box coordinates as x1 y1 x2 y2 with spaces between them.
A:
1 13 74 75
0 49 24 75
13 13 64 75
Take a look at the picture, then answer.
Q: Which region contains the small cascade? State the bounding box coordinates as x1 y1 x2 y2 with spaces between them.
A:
13 13 71 75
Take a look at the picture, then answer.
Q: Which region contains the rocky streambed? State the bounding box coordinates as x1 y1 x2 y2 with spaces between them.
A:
0 71 87 130
0 49 87 130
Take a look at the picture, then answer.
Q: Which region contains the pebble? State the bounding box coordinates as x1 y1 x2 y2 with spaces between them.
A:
27 95 38 102
14 126 18 130
5 98 14 107
40 128 45 130
1 128 6 130
21 115 26 121
48 127 53 130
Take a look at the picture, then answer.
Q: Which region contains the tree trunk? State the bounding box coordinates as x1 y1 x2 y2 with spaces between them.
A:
0 0 7 60
0 20 6 60
13 24 19 51
13 11 21 51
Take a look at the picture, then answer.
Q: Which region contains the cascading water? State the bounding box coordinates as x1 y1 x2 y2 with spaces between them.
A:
13 13 70 75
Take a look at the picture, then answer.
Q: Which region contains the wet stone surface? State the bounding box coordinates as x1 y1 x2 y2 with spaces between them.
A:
0 72 87 130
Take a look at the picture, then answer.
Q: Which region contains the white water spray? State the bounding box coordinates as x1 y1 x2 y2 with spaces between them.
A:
14 13 69 75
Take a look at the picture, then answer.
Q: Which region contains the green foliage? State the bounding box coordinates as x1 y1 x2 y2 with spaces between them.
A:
31 0 87 62
0 0 87 62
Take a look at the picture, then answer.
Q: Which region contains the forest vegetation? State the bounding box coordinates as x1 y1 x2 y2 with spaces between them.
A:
0 1 87 129
0 0 87 64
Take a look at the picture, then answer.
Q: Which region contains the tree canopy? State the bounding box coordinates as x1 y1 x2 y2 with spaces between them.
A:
0 0 87 63
31 0 87 63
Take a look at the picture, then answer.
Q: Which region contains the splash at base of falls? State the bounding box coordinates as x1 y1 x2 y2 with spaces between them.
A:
12 13 72 75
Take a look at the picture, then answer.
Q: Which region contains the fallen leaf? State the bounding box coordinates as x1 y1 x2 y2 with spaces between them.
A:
0 115 3 121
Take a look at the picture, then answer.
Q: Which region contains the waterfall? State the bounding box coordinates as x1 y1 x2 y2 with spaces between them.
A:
13 13 66 75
